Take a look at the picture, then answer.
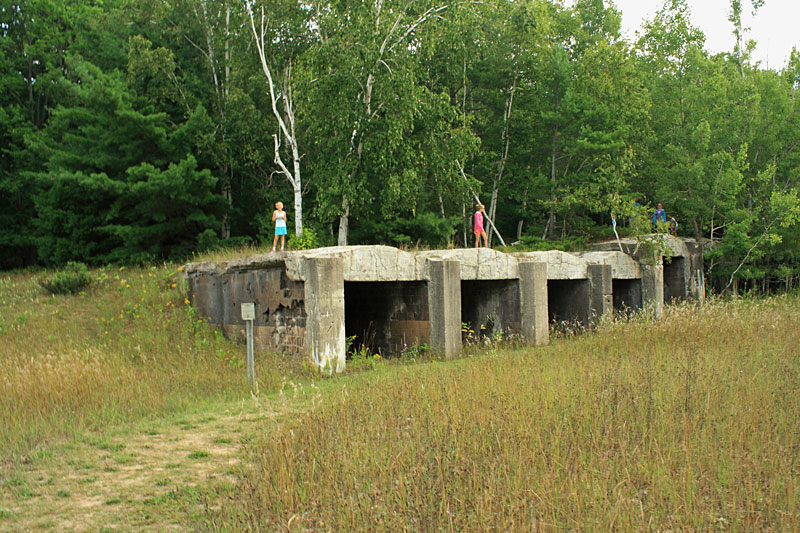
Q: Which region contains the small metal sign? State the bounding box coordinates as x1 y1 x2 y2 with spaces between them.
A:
241 302 255 321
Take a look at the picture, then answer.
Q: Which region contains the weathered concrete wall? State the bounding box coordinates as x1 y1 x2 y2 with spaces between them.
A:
579 251 641 279
681 240 706 302
186 264 305 353
516 250 588 279
428 260 461 357
304 257 345 373
588 264 613 323
183 239 703 371
519 261 548 346
419 249 518 280
589 235 705 304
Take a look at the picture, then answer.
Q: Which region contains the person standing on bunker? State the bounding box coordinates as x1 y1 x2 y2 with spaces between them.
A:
668 214 678 236
272 201 287 252
474 204 489 248
652 202 667 228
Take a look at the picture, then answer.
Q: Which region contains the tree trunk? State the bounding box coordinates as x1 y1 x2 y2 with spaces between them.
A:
691 215 701 241
293 180 303 237
338 196 350 246
463 202 467 247
221 163 232 239
545 125 559 240
488 78 516 247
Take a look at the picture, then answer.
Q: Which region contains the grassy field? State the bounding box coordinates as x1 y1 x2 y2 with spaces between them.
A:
2 265 799 530
0 265 303 457
0 265 318 530
215 296 800 531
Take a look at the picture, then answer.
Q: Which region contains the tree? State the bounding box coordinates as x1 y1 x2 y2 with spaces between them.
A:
29 58 222 264
0 0 99 267
246 0 310 238
728 0 765 76
301 0 452 245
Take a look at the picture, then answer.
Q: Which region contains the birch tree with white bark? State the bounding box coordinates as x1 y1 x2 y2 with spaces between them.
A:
246 1 305 237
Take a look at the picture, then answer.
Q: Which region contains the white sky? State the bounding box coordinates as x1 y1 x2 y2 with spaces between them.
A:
612 0 800 69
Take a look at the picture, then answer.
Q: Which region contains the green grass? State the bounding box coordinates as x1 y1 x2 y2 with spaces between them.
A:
213 295 800 531
5 261 800 530
0 266 306 458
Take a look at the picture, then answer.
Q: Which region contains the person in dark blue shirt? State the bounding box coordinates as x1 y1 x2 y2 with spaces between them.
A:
653 203 666 227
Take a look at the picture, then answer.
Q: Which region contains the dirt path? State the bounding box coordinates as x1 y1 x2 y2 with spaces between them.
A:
0 395 292 532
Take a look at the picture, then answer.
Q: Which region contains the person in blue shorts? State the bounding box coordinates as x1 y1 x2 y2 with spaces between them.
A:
272 201 287 252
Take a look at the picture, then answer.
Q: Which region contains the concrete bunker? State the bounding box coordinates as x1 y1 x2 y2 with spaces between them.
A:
663 256 686 303
344 281 429 356
547 279 590 326
460 279 521 339
182 241 704 372
612 278 642 313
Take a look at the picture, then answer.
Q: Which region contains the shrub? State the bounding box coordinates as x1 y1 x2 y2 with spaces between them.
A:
38 262 92 295
196 229 220 252
290 228 320 250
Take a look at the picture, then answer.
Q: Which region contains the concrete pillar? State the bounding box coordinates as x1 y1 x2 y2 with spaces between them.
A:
640 259 664 319
427 259 461 357
587 264 613 325
303 257 346 374
519 261 549 346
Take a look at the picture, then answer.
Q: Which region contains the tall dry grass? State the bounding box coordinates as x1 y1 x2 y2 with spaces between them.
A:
216 295 800 531
0 265 300 457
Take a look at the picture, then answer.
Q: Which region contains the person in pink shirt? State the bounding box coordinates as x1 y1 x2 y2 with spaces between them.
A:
474 203 489 248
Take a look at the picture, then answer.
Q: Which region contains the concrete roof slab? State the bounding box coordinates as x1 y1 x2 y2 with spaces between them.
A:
417 248 519 280
513 251 589 280
578 251 642 279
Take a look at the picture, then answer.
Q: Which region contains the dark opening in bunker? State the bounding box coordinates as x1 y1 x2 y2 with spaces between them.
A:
612 279 642 313
547 279 590 326
344 281 429 356
460 280 520 339
663 256 686 303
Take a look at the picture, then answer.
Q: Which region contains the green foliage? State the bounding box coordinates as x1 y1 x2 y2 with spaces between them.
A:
27 58 221 265
1 0 799 294
196 230 220 253
289 229 320 251
38 262 92 295
359 212 462 248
